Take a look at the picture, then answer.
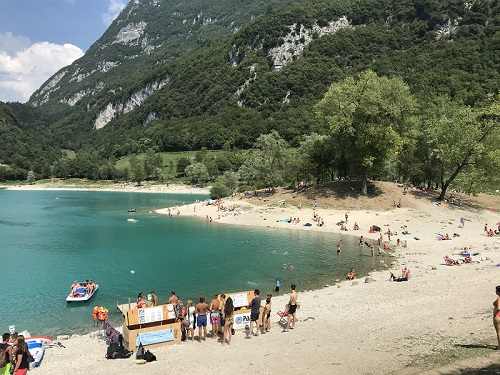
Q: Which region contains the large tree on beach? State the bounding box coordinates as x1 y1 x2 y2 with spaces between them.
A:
423 95 499 200
315 70 416 195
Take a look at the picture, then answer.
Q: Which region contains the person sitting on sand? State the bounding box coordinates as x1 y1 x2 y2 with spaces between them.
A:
493 286 500 350
390 267 410 282
196 297 210 341
346 268 357 280
353 222 359 230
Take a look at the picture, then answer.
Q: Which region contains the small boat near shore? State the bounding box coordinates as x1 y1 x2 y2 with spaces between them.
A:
128 208 136 213
66 281 99 302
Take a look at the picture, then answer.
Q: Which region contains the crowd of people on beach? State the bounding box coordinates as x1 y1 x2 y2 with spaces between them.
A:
0 333 31 375
134 285 299 345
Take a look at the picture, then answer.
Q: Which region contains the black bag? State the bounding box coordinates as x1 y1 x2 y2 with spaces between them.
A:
231 328 235 335
106 343 132 359
143 350 156 362
136 343 145 360
27 350 35 363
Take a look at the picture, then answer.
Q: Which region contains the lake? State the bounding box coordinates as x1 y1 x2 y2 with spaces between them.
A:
0 189 389 335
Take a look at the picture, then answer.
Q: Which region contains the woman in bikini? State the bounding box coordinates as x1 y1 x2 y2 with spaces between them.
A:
223 297 234 345
494 285 500 349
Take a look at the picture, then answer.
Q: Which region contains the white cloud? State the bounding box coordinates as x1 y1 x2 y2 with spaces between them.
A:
102 0 128 26
0 34 83 103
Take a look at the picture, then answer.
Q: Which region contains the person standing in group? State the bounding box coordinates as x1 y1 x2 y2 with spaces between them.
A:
209 294 221 338
169 291 179 305
493 285 500 349
287 284 298 331
263 295 272 333
250 289 261 336
12 335 29 375
184 300 196 341
195 297 210 341
0 333 12 375
223 297 234 345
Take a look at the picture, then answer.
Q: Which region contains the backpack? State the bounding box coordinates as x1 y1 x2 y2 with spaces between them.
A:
106 342 132 360
136 343 145 360
143 350 156 363
27 350 35 363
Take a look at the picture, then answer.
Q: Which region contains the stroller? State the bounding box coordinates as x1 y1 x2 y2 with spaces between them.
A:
276 304 290 328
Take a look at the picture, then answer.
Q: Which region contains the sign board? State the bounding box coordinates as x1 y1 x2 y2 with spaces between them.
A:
138 306 163 324
233 311 251 330
136 328 174 346
229 292 249 308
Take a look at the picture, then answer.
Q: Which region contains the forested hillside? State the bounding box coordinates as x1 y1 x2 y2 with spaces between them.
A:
0 0 499 195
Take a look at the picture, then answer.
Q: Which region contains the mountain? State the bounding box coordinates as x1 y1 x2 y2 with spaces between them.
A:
2 0 500 174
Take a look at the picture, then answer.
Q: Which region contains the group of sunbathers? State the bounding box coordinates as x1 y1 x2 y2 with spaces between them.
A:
484 223 500 237
312 211 325 227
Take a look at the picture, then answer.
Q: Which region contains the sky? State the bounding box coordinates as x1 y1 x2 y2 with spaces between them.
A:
0 0 128 103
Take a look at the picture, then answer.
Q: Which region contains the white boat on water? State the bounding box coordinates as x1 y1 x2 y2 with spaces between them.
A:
66 281 99 302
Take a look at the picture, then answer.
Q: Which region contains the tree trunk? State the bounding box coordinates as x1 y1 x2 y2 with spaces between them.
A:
438 181 450 201
361 172 368 196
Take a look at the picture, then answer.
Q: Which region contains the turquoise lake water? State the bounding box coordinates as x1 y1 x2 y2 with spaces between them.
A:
0 190 389 335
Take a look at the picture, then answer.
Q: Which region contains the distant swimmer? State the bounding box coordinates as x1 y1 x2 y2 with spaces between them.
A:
275 279 281 292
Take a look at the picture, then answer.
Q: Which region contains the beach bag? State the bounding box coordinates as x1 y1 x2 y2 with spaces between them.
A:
136 343 145 360
143 350 156 363
106 343 132 359
27 350 35 363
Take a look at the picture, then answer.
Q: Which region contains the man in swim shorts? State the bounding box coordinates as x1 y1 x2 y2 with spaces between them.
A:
196 297 210 341
209 294 221 337
287 284 298 331
250 289 261 336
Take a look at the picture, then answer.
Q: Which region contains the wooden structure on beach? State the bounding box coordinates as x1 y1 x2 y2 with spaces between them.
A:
117 302 181 351
116 290 259 350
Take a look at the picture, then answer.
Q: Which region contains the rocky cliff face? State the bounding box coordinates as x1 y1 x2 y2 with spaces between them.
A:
29 0 298 129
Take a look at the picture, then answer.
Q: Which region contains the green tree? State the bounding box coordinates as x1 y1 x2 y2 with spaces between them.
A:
185 162 209 185
238 131 290 190
424 96 499 200
315 70 416 195
176 157 191 177
26 170 36 184
129 156 145 185
144 150 162 180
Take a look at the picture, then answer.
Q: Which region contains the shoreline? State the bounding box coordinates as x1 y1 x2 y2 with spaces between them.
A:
0 182 210 195
19 188 500 374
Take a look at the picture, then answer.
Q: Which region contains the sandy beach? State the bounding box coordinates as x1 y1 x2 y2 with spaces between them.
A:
1 180 209 195
32 184 500 374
